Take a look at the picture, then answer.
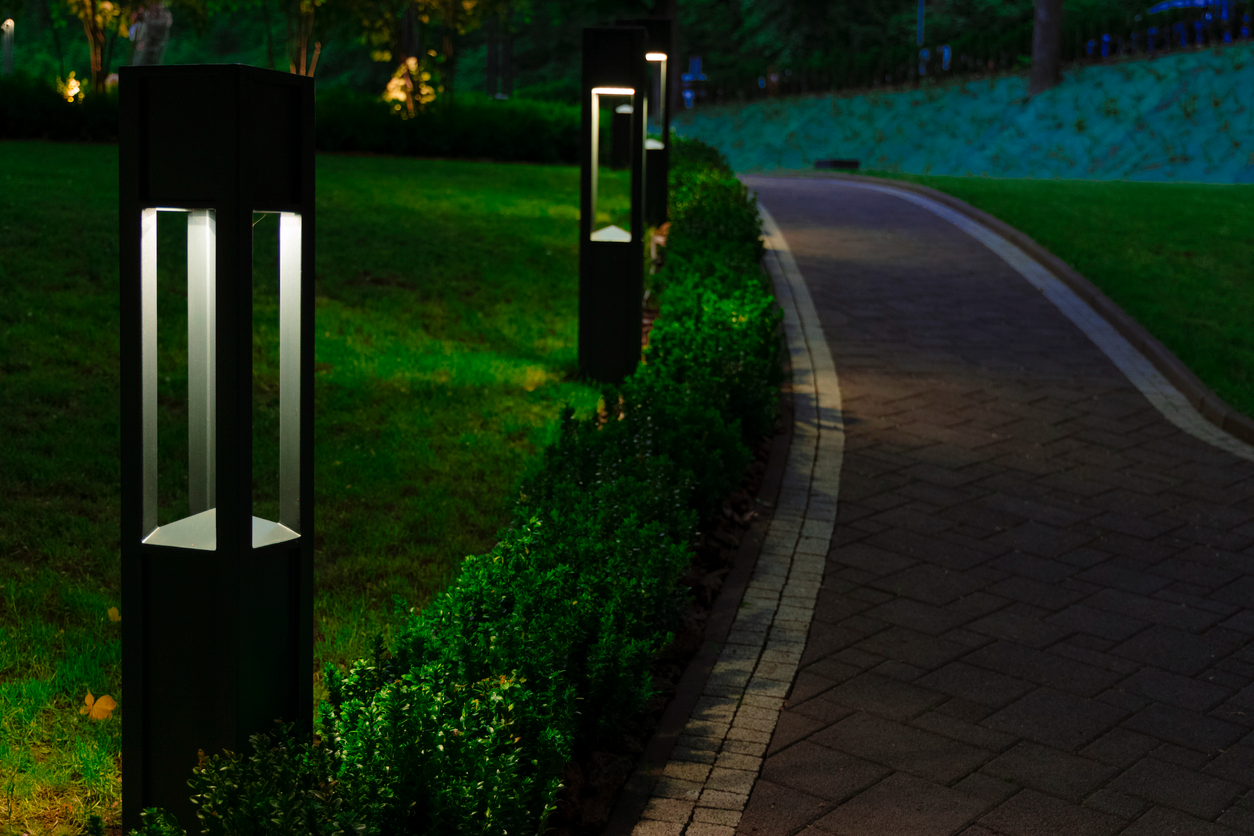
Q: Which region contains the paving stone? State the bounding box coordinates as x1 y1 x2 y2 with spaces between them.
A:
984 687 1127 751
632 820 684 836
1119 806 1245 835
642 796 696 824
820 672 946 721
969 608 1072 648
981 741 1116 802
853 625 969 670
811 772 990 836
758 739 888 804
1084 788 1150 820
916 661 1036 709
692 807 742 827
869 564 989 606
978 788 1126 836
964 641 1123 698
1109 756 1242 819
989 521 1094 559
911 710 1018 753
811 711 991 784
1206 744 1254 787
1116 667 1233 712
1124 702 1246 755
1046 603 1149 641
1114 625 1246 677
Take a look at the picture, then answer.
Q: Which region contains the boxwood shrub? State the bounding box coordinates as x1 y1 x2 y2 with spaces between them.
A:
127 134 781 836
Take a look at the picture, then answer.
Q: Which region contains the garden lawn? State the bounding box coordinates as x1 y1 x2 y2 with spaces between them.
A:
863 173 1254 420
0 141 614 833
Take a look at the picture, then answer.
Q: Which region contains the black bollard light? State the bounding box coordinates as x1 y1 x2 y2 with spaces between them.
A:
579 26 647 384
119 64 315 832
616 18 673 227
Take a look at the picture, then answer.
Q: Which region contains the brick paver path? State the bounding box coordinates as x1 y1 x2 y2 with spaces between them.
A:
738 176 1254 836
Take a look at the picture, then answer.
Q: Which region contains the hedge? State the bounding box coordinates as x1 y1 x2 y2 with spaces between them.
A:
123 134 781 836
0 76 586 164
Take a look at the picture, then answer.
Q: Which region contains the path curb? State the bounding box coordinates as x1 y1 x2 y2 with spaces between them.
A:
780 170 1254 448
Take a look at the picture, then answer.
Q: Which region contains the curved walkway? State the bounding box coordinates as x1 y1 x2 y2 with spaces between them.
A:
627 176 1254 836
728 176 1254 836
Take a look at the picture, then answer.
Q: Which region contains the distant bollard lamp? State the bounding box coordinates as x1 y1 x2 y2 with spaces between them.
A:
580 26 647 383
616 18 673 227
119 65 315 832
1 19 13 77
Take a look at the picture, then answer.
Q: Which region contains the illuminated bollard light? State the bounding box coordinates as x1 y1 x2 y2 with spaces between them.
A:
616 18 674 228
118 64 315 832
580 26 648 384
1 19 13 77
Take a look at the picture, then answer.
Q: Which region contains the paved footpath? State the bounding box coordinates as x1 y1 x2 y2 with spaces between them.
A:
730 176 1254 836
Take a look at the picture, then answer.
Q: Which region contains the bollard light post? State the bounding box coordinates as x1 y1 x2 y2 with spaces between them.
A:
580 26 647 384
119 64 315 832
616 18 673 227
2 19 13 77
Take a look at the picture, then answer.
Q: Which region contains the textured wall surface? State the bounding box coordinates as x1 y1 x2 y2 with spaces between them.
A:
673 43 1254 182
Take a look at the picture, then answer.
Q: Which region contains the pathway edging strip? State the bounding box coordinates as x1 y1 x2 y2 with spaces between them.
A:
617 204 845 836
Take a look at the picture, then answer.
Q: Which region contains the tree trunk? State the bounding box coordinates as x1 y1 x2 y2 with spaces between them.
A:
1029 0 1062 95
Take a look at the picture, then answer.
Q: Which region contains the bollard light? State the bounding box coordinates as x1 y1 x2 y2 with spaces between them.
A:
1 19 13 77
580 27 647 383
617 18 674 227
119 64 315 832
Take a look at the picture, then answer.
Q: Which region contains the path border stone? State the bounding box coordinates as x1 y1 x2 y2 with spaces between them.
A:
605 205 845 836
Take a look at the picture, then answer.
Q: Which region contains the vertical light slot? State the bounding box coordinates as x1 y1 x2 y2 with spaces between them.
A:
589 87 635 243
278 212 301 535
187 210 216 516
590 90 600 238
141 207 158 537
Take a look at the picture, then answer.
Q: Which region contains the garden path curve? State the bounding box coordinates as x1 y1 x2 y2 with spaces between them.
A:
632 175 1254 836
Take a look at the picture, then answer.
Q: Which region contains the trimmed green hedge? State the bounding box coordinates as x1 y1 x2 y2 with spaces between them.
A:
0 77 583 164
126 134 780 836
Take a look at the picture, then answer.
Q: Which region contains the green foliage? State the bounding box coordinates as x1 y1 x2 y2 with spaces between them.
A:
0 73 118 141
0 81 580 165
190 725 371 836
315 90 581 163
128 130 778 836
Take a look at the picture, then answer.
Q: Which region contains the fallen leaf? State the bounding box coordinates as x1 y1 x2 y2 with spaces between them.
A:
80 691 117 720
107 607 120 622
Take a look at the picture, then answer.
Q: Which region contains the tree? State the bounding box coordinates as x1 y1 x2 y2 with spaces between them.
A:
1029 0 1062 94
62 0 129 90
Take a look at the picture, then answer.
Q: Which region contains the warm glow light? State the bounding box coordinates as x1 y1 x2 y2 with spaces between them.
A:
646 52 667 61
591 86 635 95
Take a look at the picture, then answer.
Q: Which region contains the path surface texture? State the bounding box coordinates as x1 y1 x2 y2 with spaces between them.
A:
737 176 1254 836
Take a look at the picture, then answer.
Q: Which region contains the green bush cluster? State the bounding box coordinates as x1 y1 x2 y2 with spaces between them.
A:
315 90 581 164
127 133 779 836
0 74 119 142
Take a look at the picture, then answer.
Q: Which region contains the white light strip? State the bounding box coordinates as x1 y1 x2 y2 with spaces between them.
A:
187 210 216 515
140 208 158 537
591 86 635 95
646 52 667 61
153 207 192 212
278 212 302 533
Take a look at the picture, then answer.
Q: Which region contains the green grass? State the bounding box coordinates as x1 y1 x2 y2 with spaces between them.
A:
861 173 1254 420
0 141 622 833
